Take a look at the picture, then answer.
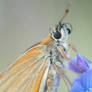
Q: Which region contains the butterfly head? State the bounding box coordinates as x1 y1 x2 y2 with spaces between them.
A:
51 22 72 44
50 5 72 45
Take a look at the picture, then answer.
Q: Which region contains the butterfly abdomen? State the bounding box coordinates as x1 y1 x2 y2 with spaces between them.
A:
44 65 61 92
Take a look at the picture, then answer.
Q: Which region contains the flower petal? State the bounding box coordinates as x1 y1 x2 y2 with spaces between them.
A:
68 53 91 73
80 69 92 90
69 57 83 73
70 80 84 92
77 53 91 72
69 58 78 72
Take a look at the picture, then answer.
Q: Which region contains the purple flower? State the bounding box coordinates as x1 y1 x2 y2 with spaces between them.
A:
70 69 92 92
69 53 91 73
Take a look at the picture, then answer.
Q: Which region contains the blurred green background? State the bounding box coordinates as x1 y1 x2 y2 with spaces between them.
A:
0 0 92 92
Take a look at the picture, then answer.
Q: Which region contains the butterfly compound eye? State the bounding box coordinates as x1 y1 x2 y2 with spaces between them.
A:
67 28 71 34
53 31 62 39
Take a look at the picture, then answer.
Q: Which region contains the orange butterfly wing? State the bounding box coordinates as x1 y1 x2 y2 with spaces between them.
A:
0 44 50 92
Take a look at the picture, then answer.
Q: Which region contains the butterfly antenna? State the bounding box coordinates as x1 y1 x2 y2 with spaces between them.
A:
58 3 70 25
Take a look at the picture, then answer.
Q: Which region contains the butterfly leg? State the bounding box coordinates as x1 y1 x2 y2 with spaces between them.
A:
57 46 83 71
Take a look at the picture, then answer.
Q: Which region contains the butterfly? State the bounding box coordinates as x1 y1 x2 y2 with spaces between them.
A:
0 5 79 92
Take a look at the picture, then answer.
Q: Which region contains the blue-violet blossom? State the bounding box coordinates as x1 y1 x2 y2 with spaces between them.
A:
70 69 92 92
69 53 91 73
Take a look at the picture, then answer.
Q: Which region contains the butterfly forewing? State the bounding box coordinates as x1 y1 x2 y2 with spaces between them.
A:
0 44 50 92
